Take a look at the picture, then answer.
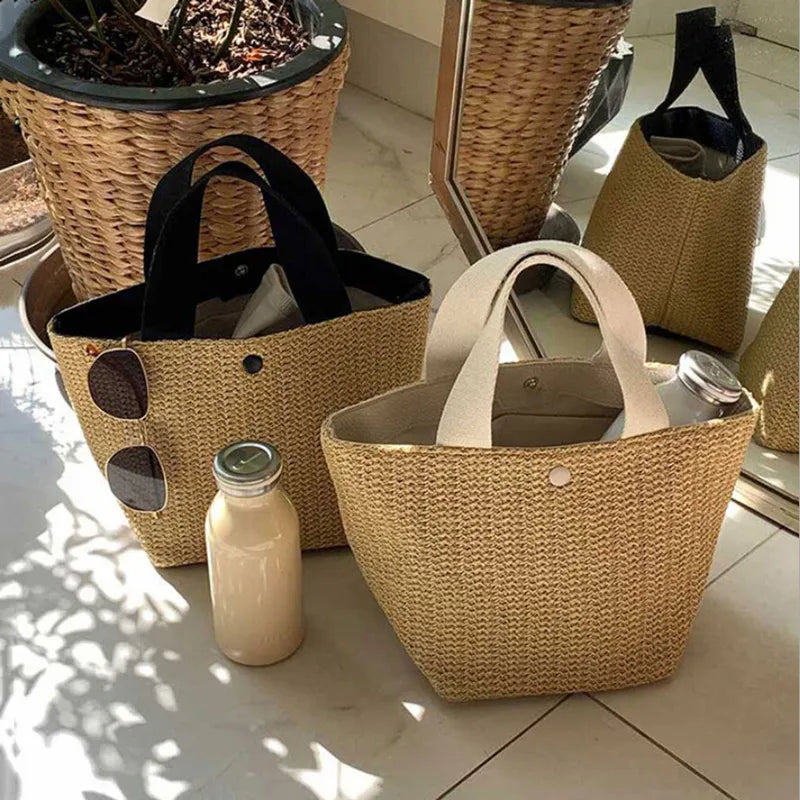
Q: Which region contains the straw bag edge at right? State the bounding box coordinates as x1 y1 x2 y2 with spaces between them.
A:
740 270 799 453
571 9 767 354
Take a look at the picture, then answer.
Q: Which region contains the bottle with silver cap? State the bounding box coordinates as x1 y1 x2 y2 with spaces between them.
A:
601 351 743 441
205 441 304 666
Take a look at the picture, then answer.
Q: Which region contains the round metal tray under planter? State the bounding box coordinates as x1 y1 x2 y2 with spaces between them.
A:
18 224 367 365
0 0 349 302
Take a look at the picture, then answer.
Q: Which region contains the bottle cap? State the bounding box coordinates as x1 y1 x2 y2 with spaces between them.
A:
213 441 282 497
677 351 743 406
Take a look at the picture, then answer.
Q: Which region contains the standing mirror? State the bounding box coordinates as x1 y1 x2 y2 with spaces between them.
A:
431 0 798 530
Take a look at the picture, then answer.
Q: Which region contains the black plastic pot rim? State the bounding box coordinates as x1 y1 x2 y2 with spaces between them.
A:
0 0 347 112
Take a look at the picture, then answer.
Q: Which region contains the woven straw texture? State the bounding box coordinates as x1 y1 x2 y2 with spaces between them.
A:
51 294 430 568
572 122 767 352
0 44 348 301
322 373 756 701
740 270 799 453
455 0 630 249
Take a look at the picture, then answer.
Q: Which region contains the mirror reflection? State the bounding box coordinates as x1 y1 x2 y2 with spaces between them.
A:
433 0 799 528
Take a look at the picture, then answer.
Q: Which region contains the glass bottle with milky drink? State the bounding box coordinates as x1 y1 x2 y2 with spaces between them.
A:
205 441 304 666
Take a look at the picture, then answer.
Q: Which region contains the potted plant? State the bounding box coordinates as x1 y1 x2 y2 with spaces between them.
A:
0 0 348 300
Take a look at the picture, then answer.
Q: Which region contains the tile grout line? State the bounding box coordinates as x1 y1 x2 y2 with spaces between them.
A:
705 528 781 587
731 67 797 92
351 192 435 234
434 695 571 799
585 695 741 800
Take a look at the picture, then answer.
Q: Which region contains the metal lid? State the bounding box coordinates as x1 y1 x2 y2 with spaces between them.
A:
677 351 743 406
213 441 282 497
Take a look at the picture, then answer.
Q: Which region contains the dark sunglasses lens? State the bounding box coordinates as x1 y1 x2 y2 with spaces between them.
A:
107 446 166 512
88 350 148 420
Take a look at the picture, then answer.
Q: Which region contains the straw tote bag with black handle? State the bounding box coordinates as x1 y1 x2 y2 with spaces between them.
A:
323 241 757 701
51 135 431 568
572 8 767 353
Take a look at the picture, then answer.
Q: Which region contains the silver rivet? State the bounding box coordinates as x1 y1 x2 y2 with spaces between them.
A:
523 377 539 390
549 466 572 487
234 264 249 278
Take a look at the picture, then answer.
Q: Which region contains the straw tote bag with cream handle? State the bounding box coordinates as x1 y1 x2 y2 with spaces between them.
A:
323 241 758 701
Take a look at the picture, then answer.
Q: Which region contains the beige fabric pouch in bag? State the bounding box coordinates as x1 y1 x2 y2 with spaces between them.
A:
323 240 757 701
572 9 767 353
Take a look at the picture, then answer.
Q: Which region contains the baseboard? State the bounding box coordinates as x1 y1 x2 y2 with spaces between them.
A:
343 9 440 120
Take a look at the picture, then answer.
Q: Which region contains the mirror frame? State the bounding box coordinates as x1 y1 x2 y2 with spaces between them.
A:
429 0 798 533
430 0 541 361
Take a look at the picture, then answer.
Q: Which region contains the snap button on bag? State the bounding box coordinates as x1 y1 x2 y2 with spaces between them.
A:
242 355 263 375
548 466 571 487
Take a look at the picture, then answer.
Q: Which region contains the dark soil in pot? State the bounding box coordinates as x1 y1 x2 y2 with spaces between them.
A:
31 0 310 88
0 0 346 110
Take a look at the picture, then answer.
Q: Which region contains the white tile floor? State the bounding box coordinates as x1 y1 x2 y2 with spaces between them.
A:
0 33 797 800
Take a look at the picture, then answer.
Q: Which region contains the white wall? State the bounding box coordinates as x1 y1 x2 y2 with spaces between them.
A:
340 0 445 46
625 0 739 36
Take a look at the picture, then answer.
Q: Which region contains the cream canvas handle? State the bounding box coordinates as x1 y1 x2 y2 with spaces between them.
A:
433 242 670 447
428 241 622 379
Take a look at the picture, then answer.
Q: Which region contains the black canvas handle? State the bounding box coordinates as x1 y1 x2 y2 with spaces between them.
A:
141 161 352 340
656 8 755 147
143 134 338 277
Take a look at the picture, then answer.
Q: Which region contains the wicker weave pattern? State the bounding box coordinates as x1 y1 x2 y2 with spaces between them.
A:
0 45 348 301
573 122 767 352
51 294 430 568
455 0 630 249
322 381 756 701
740 270 799 453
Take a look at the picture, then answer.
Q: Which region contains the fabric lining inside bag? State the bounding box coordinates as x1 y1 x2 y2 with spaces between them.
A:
51 247 427 342
330 361 686 448
194 286 390 339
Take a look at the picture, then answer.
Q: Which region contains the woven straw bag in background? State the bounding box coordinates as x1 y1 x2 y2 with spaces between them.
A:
740 270 799 453
0 43 348 301
456 0 631 250
51 137 431 568
323 242 757 701
572 10 766 353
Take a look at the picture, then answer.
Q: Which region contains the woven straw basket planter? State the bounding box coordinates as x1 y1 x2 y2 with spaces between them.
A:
740 270 799 453
456 0 631 249
0 0 348 301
